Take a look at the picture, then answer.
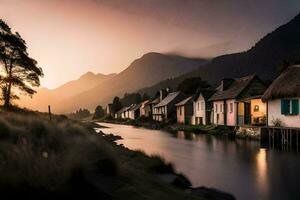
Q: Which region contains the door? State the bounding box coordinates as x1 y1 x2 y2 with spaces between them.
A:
244 103 251 125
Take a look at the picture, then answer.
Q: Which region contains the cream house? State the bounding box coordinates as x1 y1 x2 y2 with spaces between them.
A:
191 90 215 125
209 75 267 126
262 65 300 128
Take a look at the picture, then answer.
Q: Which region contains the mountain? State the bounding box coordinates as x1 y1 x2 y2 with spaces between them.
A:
138 13 300 97
20 53 207 113
18 72 116 112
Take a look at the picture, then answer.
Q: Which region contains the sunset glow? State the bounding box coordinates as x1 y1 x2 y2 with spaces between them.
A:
1 0 300 88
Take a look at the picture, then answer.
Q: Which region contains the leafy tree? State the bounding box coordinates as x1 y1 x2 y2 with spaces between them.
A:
93 105 105 119
177 77 210 95
0 19 43 108
111 96 122 113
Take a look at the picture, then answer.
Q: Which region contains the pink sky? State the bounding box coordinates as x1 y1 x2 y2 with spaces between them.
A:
1 0 299 88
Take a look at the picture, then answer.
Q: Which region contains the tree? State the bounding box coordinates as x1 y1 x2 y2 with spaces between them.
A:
93 105 105 119
177 77 210 95
142 93 150 101
111 96 122 113
0 19 43 108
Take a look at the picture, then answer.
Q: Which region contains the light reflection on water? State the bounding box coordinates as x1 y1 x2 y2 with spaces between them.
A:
97 123 300 200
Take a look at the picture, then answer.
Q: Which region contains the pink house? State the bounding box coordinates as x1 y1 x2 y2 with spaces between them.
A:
209 75 267 126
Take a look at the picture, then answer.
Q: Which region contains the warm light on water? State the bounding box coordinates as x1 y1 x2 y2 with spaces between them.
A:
98 123 300 200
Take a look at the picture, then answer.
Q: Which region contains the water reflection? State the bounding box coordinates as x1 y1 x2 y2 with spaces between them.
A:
97 123 300 200
256 148 269 199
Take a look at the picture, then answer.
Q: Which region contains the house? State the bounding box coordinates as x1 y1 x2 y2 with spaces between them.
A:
153 91 186 122
128 103 142 120
209 75 267 126
114 106 131 119
262 65 300 128
145 97 160 117
175 96 193 124
191 89 215 125
140 100 151 117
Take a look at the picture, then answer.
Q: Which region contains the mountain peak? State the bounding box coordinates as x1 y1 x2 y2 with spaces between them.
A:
80 71 96 79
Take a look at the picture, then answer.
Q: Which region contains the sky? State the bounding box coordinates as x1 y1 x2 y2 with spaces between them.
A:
1 0 300 89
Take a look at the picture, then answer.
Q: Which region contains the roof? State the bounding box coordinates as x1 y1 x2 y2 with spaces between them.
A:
154 92 181 108
209 75 256 101
115 106 131 114
262 65 300 101
193 89 216 101
146 97 160 105
175 96 193 106
129 103 142 111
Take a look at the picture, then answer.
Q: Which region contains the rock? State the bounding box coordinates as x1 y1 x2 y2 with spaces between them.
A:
191 187 235 200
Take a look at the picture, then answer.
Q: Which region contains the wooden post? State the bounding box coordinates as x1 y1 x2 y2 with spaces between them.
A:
48 105 52 121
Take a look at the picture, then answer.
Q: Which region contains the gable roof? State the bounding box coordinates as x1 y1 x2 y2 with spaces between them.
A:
116 106 131 114
209 74 257 101
175 96 193 106
193 89 216 101
262 65 300 101
154 92 181 107
129 103 142 111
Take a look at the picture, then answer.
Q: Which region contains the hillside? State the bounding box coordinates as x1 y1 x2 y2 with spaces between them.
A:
138 12 300 97
18 72 116 112
20 53 207 113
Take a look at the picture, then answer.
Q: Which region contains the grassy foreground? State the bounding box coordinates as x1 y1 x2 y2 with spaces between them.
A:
0 111 203 200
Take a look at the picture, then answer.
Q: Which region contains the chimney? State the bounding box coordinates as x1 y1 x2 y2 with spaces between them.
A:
160 89 168 101
220 78 234 91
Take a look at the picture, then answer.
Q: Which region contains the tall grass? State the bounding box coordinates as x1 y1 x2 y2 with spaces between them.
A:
0 112 118 197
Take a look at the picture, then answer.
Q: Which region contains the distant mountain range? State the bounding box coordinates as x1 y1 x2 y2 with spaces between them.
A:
139 12 300 97
19 12 300 113
18 53 206 113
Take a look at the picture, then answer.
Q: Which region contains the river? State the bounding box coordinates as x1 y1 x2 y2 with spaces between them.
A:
97 122 300 200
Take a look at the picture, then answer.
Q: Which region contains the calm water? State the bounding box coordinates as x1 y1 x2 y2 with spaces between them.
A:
97 123 300 200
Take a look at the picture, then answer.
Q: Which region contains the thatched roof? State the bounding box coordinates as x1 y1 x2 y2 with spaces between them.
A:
262 65 300 101
209 75 256 101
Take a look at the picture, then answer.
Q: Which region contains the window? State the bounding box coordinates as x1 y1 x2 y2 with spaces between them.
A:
179 106 182 115
215 104 218 113
220 104 223 113
230 103 233 113
281 99 299 115
197 102 200 111
254 105 259 112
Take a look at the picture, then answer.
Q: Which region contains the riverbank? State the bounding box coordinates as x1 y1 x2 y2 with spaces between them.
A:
99 118 245 139
0 110 234 200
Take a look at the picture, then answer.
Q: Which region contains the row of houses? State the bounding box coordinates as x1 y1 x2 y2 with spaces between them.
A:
107 65 300 129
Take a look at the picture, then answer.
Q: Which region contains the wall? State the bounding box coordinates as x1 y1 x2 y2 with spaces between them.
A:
176 106 185 124
213 100 224 125
251 99 266 124
192 95 207 125
268 98 300 128
226 99 237 126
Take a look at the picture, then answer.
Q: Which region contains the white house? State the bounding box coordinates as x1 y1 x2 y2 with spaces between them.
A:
262 65 300 128
191 90 215 125
128 104 142 120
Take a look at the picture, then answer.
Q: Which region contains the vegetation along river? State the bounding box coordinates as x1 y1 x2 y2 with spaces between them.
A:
97 122 300 200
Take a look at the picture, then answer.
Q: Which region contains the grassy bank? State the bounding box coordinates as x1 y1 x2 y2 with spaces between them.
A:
101 117 236 137
0 111 208 199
